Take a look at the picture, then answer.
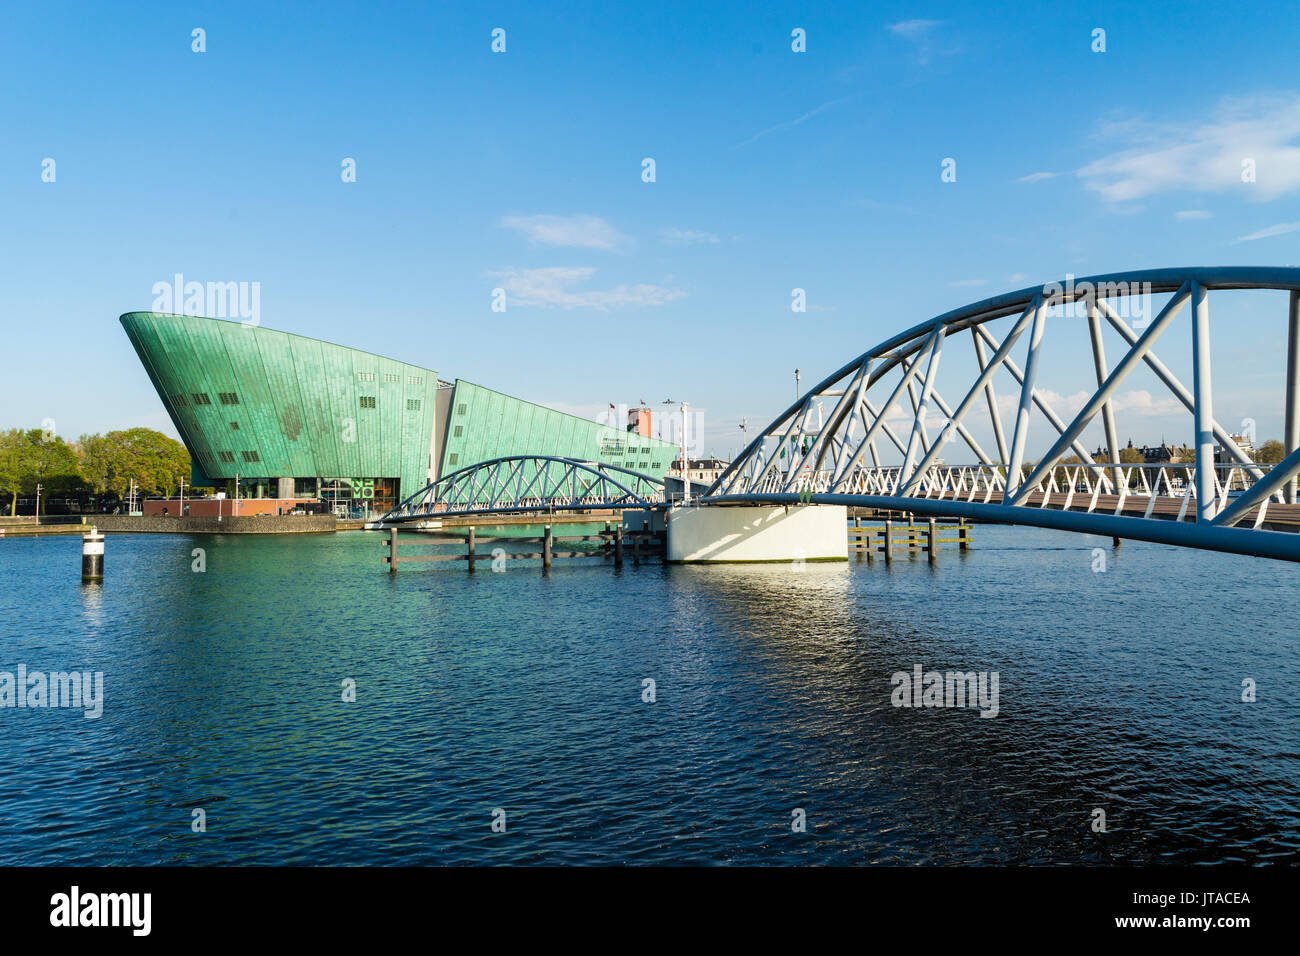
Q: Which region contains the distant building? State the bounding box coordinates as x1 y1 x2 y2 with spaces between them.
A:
670 457 730 485
1139 442 1192 464
1215 433 1254 463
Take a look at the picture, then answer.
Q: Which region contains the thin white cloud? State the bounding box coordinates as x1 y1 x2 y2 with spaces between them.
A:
886 19 956 64
1017 171 1058 183
994 389 1182 419
950 278 988 288
1234 221 1300 243
500 214 627 250
735 94 857 147
1078 94 1300 202
1008 273 1029 283
660 228 720 245
1175 209 1213 220
489 267 685 310
888 19 941 39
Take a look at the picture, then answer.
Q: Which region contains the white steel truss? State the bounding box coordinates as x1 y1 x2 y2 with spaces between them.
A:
707 268 1300 562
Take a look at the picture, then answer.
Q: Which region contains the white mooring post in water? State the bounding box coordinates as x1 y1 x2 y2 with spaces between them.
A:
82 526 104 582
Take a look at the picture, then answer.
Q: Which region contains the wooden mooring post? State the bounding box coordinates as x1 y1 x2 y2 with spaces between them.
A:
382 524 665 573
846 517 973 561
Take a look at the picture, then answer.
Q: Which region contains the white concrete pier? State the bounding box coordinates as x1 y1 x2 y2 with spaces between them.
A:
666 504 848 563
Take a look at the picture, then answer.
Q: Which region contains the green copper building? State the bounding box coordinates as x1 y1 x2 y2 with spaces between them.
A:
121 312 679 514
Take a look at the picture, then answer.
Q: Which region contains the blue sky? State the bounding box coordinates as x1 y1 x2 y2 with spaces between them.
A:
4 0 1300 459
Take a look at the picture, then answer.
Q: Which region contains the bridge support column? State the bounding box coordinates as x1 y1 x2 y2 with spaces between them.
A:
666 504 848 563
1287 290 1300 504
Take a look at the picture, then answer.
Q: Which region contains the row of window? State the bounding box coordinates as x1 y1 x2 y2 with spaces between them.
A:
358 397 422 411
443 453 662 471
182 382 427 412
206 450 261 464
181 393 422 418
175 392 241 407
358 372 424 385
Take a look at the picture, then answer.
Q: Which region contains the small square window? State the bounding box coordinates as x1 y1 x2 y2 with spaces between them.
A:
457 403 467 415
218 392 240 405
384 373 399 383
241 450 260 463
408 376 423 385
192 393 211 405
448 454 459 466
218 450 235 463
406 399 421 411
358 372 375 382
360 396 376 409
230 422 239 430
453 425 463 437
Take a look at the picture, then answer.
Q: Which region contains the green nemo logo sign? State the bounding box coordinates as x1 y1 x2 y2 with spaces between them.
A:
350 478 374 499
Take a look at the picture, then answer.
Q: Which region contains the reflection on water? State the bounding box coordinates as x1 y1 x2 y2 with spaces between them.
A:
0 526 1296 865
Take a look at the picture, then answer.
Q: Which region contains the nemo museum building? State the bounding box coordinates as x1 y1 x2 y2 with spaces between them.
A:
120 312 679 515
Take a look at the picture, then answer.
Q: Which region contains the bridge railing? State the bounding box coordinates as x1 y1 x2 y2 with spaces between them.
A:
768 461 1283 516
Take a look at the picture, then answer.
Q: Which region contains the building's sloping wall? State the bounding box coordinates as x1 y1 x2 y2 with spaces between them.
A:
120 312 439 495
440 380 679 479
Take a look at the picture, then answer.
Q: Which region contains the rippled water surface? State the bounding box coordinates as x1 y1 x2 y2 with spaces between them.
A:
1 524 1296 865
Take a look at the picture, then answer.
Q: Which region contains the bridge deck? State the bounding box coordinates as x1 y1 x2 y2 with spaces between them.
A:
910 492 1300 530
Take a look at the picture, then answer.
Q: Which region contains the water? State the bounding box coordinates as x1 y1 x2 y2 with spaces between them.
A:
0 525 1296 865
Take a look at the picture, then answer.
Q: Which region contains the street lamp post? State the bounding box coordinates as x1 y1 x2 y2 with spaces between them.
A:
795 368 801 401
680 402 690 503
34 483 42 520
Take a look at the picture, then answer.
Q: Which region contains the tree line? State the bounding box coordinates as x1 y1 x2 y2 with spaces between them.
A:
0 427 198 515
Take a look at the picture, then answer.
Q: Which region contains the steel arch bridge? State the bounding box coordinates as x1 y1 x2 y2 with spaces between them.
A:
376 455 666 523
705 267 1300 562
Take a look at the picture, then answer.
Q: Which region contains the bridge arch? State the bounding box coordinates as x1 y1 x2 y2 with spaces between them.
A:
377 455 666 523
707 267 1300 561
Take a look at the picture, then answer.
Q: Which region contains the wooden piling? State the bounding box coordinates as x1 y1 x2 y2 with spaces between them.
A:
614 526 624 568
389 527 398 574
467 526 476 572
927 517 936 561
883 518 893 563
959 517 969 551
543 525 552 569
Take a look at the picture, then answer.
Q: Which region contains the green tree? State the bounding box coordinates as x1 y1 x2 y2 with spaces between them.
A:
0 429 85 514
0 429 25 516
75 428 190 497
1119 445 1145 464
1255 439 1285 464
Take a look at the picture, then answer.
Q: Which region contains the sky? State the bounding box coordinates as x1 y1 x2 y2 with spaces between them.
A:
4 0 1300 461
